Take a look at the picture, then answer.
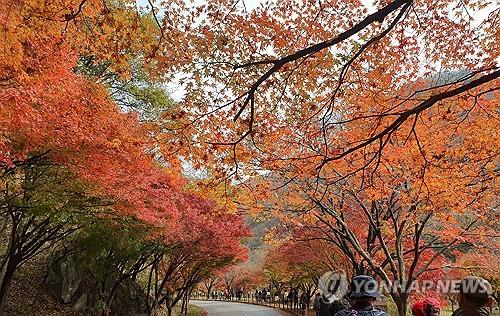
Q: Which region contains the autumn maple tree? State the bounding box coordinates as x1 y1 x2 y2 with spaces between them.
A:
146 0 497 181
248 79 498 315
264 235 342 306
143 191 249 316
149 2 496 315
155 2 496 314
0 1 250 314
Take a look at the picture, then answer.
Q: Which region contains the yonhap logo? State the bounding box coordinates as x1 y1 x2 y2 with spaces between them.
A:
318 270 349 303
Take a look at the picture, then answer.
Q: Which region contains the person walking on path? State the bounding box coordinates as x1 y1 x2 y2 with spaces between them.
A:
313 293 322 316
287 290 293 308
300 292 308 310
334 275 387 316
293 288 299 309
451 276 493 316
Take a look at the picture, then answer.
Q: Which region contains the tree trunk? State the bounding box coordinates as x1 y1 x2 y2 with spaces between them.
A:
184 291 190 315
393 293 408 316
0 258 17 312
180 294 187 314
0 218 20 313
103 274 126 316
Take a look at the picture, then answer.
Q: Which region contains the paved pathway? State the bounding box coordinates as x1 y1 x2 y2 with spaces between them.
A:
192 300 293 316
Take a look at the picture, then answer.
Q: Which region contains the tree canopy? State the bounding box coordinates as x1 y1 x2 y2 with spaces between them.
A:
0 0 498 315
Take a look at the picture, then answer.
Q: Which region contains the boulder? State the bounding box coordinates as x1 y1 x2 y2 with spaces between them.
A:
45 252 147 315
45 252 85 304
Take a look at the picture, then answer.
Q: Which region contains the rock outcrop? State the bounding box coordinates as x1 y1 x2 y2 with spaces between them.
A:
45 252 147 315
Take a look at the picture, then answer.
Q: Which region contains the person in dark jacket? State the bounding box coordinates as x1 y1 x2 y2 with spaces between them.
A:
300 292 308 310
313 293 322 316
451 276 493 316
318 296 349 316
334 275 387 316
293 288 299 308
319 295 331 316
287 290 293 307
330 299 350 315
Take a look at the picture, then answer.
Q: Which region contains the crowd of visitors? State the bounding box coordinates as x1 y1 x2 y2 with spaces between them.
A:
198 275 495 316
253 287 312 310
312 275 494 316
208 289 248 300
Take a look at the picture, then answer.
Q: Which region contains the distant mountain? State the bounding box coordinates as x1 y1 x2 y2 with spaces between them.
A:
243 215 278 266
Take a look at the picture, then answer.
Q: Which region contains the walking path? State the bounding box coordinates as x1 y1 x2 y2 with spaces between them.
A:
192 300 294 316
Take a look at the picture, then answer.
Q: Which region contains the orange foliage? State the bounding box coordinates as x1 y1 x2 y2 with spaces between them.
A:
0 0 249 269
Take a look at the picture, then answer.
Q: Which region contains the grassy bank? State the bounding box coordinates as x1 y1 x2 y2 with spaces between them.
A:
165 304 207 316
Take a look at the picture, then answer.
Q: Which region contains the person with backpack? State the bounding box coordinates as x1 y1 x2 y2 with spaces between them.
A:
317 295 350 316
334 275 387 316
329 299 350 315
412 298 441 316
